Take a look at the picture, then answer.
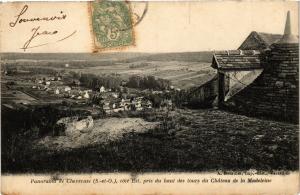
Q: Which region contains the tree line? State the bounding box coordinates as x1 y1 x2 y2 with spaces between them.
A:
70 72 171 91
126 75 170 90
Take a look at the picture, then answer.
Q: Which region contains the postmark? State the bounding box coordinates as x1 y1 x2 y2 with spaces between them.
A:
90 0 135 50
120 2 148 31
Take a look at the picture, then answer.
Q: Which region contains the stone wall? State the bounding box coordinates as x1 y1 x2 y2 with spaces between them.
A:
224 43 299 123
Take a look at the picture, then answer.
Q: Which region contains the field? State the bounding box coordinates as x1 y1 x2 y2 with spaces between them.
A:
69 61 216 89
1 52 216 90
1 80 38 105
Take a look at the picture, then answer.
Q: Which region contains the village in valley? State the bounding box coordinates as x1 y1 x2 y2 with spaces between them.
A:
1 11 299 173
2 61 180 116
2 71 157 114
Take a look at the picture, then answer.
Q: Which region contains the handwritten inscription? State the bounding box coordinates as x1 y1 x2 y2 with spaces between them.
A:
9 5 76 51
21 26 57 50
9 5 67 27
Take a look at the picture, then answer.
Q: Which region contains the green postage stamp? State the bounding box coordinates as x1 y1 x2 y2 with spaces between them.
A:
90 0 134 50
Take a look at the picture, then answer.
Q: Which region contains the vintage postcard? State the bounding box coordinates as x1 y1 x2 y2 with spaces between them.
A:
0 1 299 195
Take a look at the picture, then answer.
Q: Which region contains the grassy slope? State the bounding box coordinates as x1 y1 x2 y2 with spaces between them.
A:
2 109 298 173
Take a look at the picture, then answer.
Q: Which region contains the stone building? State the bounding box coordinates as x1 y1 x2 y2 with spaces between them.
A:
211 11 299 122
211 50 263 104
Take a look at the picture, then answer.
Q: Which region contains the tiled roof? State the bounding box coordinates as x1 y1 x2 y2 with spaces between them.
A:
238 31 282 50
211 50 262 70
257 32 282 46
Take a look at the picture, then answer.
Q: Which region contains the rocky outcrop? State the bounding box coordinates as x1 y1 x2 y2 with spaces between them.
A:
38 117 159 150
57 116 94 136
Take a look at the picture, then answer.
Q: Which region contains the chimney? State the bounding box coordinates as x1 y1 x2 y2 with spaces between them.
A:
278 11 298 44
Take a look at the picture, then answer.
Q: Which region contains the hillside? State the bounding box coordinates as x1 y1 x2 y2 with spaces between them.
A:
0 51 213 63
1 51 216 90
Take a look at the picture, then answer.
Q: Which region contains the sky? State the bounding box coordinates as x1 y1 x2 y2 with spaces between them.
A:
1 1 298 53
127 1 298 52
